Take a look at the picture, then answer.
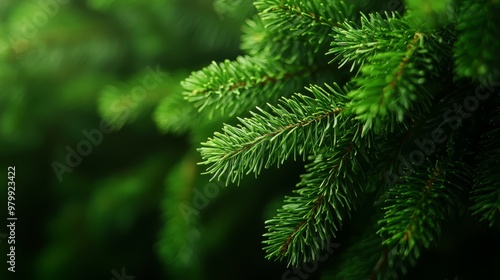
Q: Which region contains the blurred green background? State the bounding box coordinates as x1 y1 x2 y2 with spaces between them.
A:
0 0 297 279
2 1 499 280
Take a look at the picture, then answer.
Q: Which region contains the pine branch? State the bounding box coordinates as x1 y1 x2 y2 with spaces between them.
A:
255 0 356 47
471 96 500 228
344 26 445 133
322 229 412 280
377 160 467 260
198 83 351 184
154 91 195 135
182 55 321 118
329 12 409 72
241 16 324 65
169 0 500 277
322 230 383 280
330 12 454 133
263 127 371 266
370 81 469 201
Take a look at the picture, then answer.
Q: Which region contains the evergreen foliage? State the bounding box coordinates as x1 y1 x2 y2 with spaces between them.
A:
1 1 247 279
2 0 499 278
155 0 500 278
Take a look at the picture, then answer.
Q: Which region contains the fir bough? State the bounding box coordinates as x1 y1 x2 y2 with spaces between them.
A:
158 0 500 278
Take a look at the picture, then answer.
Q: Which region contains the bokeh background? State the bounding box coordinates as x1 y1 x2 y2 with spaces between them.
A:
0 0 297 279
